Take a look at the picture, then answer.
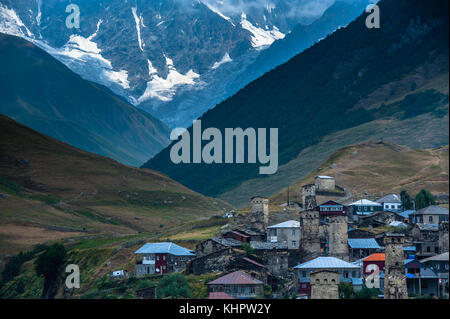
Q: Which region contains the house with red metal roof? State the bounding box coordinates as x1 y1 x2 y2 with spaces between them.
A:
362 253 386 275
207 270 264 299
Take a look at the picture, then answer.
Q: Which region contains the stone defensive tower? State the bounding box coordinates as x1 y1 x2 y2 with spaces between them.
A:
327 214 349 261
384 233 408 299
439 221 449 254
310 270 339 299
250 196 269 233
302 184 317 211
299 210 320 262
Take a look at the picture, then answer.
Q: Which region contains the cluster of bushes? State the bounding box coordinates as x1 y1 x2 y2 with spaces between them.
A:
1 244 48 285
401 189 436 210
339 283 380 299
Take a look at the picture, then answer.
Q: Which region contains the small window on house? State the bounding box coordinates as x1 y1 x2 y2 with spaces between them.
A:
302 271 307 277
292 230 296 236
429 216 433 223
427 246 431 252
157 256 160 261
292 241 297 248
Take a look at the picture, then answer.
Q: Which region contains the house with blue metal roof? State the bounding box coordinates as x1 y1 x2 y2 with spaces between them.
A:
294 257 362 296
397 210 416 220
135 242 195 276
348 238 381 261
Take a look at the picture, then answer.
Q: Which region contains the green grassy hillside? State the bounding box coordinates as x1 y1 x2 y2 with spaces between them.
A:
0 114 231 258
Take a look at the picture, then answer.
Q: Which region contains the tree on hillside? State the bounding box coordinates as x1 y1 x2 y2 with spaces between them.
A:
400 190 413 210
157 273 191 299
35 243 67 299
1 251 34 284
415 189 436 210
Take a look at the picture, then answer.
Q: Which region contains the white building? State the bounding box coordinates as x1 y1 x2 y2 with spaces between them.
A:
376 194 402 211
267 220 300 249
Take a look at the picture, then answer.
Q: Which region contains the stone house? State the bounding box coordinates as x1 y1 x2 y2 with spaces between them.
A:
135 242 195 276
411 223 439 258
195 237 242 258
358 210 404 228
187 247 236 275
294 257 361 296
207 271 264 299
266 220 300 249
250 241 290 272
310 270 339 299
409 205 449 225
314 176 335 191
